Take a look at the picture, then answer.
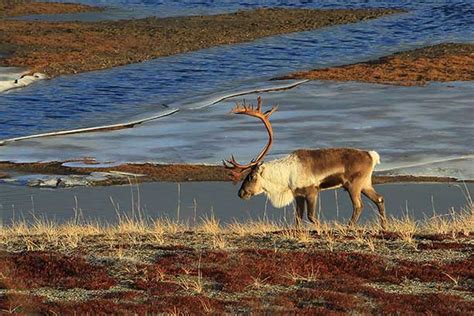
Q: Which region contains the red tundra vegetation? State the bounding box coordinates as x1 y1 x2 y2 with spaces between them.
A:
278 43 474 86
0 227 472 314
0 251 116 290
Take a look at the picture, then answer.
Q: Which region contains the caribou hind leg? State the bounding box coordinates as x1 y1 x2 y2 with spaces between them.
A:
362 186 387 229
346 183 364 227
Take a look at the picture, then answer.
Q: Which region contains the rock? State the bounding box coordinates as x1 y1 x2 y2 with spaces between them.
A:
58 176 92 187
28 177 61 188
24 172 146 188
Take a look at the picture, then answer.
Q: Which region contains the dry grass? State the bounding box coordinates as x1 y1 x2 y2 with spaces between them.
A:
0 192 472 315
227 219 282 236
152 218 189 235
388 215 418 246
176 255 204 294
422 206 473 237
280 228 312 243
198 215 221 235
211 235 227 250
0 201 472 254
286 265 319 283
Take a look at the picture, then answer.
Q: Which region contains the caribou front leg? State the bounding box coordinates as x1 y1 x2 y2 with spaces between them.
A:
306 187 319 224
295 196 305 226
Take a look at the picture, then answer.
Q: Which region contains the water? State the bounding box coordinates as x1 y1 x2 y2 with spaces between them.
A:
0 182 472 225
1 1 473 139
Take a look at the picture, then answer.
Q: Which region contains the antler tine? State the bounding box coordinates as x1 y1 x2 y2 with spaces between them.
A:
264 105 278 118
223 156 252 183
257 96 262 112
223 155 253 170
231 99 268 116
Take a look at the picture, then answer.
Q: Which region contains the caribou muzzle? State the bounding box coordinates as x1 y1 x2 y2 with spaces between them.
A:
238 188 252 200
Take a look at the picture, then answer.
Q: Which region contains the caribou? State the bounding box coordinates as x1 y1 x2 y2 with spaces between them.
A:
224 97 387 229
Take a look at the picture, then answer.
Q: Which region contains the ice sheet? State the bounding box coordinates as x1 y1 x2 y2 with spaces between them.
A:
1 81 472 180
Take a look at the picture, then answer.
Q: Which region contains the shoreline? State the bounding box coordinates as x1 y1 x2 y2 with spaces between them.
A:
0 160 469 187
0 6 403 77
276 43 474 86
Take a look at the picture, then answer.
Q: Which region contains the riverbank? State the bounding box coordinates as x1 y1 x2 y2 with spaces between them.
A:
0 160 465 186
0 1 102 17
0 4 403 77
277 43 474 85
0 209 472 314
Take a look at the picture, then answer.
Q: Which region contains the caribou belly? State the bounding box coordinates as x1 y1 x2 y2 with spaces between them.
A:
319 173 346 190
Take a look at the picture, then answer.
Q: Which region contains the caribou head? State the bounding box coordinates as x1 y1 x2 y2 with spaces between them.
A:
223 96 277 200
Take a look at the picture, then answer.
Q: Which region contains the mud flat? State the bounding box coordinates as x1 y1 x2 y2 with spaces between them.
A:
277 43 474 86
0 3 402 77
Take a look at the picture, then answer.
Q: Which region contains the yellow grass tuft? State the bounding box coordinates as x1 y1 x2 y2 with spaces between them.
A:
211 235 227 249
388 215 418 247
422 206 473 237
198 215 221 235
286 265 319 283
309 221 331 236
281 227 312 243
152 218 188 235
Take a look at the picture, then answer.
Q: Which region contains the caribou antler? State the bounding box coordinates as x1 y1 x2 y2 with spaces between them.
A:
223 96 277 182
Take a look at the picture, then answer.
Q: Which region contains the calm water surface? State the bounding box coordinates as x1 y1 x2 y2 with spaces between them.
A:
0 182 472 224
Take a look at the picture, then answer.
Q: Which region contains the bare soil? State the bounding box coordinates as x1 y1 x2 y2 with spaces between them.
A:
0 3 403 76
0 231 472 314
277 43 474 85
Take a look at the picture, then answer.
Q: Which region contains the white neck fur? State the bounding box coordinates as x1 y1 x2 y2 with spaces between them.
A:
259 155 299 208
